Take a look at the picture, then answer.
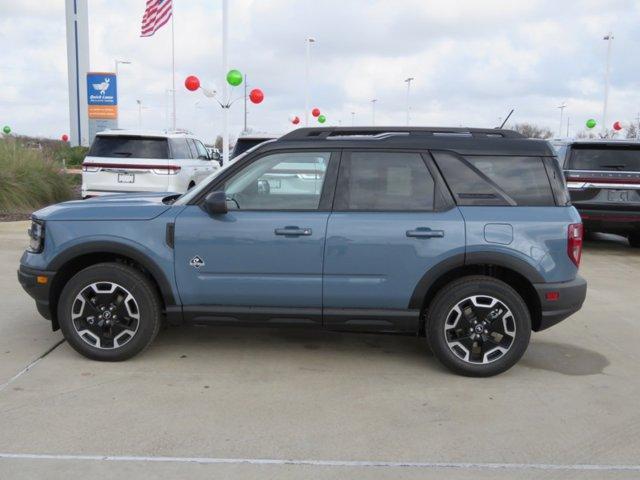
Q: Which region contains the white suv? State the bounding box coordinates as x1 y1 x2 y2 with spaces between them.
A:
82 130 220 198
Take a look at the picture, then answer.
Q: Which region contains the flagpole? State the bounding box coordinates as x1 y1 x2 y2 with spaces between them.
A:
171 11 176 131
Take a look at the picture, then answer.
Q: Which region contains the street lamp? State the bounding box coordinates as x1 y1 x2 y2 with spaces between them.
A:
404 77 414 126
136 99 142 129
602 32 614 134
371 99 378 126
305 37 316 126
557 102 567 137
114 59 131 78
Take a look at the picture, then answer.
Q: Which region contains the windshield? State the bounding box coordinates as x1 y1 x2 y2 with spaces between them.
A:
88 136 169 159
568 145 640 172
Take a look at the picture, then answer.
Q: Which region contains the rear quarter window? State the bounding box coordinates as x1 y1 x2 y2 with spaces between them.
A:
433 152 556 206
89 136 168 159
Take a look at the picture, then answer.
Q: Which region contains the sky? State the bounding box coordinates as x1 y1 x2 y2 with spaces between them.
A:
1 0 639 143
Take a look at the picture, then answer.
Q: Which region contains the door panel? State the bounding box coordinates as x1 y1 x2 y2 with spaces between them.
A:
323 209 465 311
174 208 329 308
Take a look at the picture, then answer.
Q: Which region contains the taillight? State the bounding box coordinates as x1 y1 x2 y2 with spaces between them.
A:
82 164 99 172
568 223 583 267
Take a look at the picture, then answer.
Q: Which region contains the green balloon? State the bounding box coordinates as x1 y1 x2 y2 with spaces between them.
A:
586 119 596 129
226 69 243 86
2 125 10 134
317 115 326 124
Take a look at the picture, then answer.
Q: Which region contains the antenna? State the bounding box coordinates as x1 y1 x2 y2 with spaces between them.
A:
499 109 514 129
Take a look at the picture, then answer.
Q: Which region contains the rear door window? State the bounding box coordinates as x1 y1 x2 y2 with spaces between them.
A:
193 140 210 159
334 151 435 211
89 136 168 159
568 146 640 172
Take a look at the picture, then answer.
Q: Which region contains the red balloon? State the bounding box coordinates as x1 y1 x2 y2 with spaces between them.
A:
61 134 69 142
613 121 622 131
249 88 264 104
291 116 300 125
312 108 321 117
184 75 200 91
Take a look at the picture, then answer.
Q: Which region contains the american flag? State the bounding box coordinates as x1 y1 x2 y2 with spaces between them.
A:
140 0 173 37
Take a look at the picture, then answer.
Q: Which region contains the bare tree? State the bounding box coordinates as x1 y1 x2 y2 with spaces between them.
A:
214 135 223 151
626 122 639 139
511 123 553 139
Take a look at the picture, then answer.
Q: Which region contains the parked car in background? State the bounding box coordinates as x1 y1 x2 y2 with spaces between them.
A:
553 139 640 247
82 130 220 198
231 132 279 159
20 127 586 377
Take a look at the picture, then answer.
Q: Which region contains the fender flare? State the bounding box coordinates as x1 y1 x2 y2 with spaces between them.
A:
408 251 544 309
47 240 177 305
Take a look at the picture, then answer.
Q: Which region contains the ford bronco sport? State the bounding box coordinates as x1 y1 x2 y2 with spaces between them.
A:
18 127 587 376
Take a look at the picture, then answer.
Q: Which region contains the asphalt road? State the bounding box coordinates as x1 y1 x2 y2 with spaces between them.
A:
1 221 639 479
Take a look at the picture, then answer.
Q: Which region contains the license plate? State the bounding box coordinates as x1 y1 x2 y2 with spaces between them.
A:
607 190 629 202
118 173 135 183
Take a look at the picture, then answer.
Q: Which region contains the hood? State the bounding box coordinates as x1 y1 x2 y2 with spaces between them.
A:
33 192 179 221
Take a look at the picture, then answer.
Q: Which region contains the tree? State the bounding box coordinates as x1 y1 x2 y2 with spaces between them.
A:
511 123 553 139
626 122 639 139
214 135 223 151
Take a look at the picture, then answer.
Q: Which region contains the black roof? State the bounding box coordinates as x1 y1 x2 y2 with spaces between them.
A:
270 127 555 156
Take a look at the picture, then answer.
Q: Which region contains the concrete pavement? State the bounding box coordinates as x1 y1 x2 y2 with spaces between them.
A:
1 221 639 479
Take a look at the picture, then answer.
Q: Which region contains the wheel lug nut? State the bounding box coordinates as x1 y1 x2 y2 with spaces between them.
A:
484 329 488 334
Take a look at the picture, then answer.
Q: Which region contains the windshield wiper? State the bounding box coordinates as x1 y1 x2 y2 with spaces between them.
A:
112 151 133 157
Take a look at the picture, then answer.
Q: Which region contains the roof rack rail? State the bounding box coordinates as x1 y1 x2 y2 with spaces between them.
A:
279 126 525 141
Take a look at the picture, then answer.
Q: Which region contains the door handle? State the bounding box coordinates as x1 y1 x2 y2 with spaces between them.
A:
406 228 445 238
274 226 313 236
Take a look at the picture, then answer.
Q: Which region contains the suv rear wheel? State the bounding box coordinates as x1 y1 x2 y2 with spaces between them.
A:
628 232 640 248
57 263 162 361
426 276 531 377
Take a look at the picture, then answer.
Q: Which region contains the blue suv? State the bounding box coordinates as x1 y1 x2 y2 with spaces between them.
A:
18 127 587 376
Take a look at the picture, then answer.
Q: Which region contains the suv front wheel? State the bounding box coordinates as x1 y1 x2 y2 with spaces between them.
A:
426 276 531 377
58 263 162 361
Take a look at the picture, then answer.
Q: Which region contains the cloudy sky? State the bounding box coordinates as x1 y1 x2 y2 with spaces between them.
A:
1 0 639 142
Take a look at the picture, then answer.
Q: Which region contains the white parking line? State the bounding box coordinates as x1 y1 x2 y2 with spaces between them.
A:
1 453 640 472
0 340 65 393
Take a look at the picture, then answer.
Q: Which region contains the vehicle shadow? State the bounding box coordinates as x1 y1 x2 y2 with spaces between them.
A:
583 232 635 253
521 340 609 376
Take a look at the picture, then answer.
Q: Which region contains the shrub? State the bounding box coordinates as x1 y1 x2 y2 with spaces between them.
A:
0 139 74 213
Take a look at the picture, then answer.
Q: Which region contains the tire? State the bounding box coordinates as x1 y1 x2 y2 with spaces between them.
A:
57 263 162 361
426 275 531 377
187 181 196 190
628 232 640 248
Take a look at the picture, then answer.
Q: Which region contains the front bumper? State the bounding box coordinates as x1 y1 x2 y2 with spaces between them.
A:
533 275 587 331
17 265 56 321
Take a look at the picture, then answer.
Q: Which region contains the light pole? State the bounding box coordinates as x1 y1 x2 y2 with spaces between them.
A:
557 102 567 137
602 32 614 134
304 37 316 126
221 0 229 164
114 59 131 78
404 77 414 126
351 111 356 126
371 99 377 126
136 99 142 129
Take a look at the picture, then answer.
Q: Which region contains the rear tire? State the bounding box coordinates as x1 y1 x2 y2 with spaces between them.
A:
57 263 162 361
426 275 531 377
628 232 640 248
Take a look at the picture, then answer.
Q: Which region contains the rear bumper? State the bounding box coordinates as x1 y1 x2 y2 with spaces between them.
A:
17 265 56 321
533 275 587 331
575 207 640 233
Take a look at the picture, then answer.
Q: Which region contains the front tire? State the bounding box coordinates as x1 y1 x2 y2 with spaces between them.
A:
57 263 162 361
426 276 531 377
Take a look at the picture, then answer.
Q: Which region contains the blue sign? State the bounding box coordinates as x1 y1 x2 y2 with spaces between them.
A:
87 72 118 106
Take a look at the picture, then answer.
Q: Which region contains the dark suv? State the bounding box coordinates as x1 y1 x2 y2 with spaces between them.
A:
553 139 640 246
19 127 586 376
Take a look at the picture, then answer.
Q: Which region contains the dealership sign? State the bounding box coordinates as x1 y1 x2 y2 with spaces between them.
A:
86 72 118 143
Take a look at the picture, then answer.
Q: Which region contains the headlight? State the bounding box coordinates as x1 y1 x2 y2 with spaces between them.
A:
28 219 45 253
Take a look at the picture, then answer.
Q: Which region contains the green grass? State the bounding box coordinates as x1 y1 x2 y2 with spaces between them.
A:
0 139 75 213
52 144 88 168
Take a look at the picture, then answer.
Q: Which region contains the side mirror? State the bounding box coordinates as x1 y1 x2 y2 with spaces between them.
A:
202 191 228 215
